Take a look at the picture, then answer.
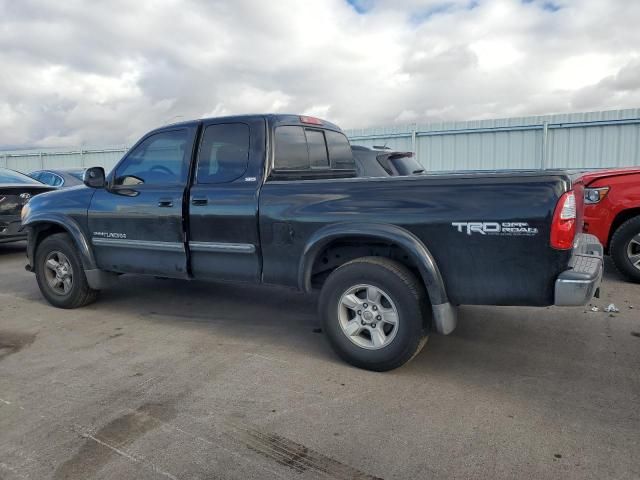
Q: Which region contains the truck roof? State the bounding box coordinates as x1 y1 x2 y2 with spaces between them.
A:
161 114 343 133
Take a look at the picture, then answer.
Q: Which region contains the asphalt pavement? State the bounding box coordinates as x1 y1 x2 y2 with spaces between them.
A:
0 241 638 479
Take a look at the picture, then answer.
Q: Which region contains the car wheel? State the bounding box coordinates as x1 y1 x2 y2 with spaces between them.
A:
319 257 429 371
610 215 640 283
35 233 99 308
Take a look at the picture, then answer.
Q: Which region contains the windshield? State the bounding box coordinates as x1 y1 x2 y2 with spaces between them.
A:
0 168 42 184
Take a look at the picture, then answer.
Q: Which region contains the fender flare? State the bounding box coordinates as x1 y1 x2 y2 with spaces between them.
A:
298 223 457 334
22 213 97 271
298 222 448 306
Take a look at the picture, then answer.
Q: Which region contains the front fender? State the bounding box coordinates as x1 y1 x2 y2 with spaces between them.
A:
22 212 96 271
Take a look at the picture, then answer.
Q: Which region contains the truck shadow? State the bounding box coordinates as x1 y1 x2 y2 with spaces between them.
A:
95 275 333 361
0 241 26 256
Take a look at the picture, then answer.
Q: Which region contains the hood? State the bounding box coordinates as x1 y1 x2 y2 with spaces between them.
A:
0 183 54 190
578 167 640 186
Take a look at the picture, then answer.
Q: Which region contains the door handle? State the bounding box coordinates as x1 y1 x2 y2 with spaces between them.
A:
191 197 208 206
158 198 173 207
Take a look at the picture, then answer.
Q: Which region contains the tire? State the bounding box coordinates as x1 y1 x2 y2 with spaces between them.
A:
319 257 430 372
610 216 640 283
35 233 99 308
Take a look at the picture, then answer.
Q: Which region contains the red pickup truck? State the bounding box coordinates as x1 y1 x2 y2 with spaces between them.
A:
579 167 640 282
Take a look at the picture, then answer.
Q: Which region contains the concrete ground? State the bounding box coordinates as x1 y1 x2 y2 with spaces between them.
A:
0 242 638 480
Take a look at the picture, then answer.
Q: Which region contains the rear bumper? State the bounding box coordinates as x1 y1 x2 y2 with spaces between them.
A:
554 233 603 306
0 215 27 243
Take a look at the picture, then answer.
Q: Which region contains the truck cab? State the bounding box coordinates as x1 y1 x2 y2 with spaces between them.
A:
80 115 355 282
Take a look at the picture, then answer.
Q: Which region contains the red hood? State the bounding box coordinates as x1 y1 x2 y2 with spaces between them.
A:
577 167 640 186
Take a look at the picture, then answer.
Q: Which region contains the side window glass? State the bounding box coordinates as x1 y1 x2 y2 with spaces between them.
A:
325 130 354 169
115 130 187 186
196 123 250 184
52 174 64 187
39 172 55 186
305 129 329 168
274 126 308 169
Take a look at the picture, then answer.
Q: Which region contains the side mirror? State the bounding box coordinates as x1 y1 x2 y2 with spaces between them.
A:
83 167 106 188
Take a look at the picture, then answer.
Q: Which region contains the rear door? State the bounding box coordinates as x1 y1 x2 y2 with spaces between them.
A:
88 126 197 277
187 117 265 282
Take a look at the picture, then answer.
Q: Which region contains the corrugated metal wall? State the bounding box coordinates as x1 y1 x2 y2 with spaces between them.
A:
1 109 639 173
0 146 127 173
346 108 640 171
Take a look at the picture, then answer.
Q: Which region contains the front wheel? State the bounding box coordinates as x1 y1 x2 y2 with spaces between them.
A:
610 216 640 283
319 257 429 371
35 233 99 308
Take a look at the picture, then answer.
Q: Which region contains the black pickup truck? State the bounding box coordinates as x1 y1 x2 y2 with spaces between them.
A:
22 114 603 371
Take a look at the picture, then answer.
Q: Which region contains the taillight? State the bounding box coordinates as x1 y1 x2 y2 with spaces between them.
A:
550 191 577 250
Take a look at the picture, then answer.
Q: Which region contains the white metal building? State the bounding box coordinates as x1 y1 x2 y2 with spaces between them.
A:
345 108 640 171
1 108 639 173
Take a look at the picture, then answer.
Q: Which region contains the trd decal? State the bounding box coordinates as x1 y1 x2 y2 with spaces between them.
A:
452 222 538 236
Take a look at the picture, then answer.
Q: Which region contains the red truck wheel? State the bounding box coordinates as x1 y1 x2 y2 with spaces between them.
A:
319 256 429 371
610 216 640 283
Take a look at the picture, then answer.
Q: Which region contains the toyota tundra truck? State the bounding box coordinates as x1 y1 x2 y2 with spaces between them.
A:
22 114 603 371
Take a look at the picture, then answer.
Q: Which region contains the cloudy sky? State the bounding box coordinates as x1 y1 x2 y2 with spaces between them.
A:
1 0 639 147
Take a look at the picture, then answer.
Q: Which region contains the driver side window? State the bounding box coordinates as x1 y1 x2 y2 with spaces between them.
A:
115 129 188 186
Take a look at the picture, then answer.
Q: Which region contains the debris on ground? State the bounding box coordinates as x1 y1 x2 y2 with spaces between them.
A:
605 304 620 313
590 306 599 312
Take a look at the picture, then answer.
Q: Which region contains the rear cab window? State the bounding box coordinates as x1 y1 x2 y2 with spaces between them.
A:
272 124 355 180
325 130 353 169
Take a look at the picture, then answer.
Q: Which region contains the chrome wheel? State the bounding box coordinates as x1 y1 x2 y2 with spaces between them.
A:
338 284 399 350
43 251 73 295
627 234 640 271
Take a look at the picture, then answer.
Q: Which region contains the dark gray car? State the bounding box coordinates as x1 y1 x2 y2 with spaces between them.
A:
0 168 53 243
351 145 425 177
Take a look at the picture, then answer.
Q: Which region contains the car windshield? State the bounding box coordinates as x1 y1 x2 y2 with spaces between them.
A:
0 168 42 184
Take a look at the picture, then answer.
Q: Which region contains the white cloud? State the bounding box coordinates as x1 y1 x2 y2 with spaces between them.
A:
548 53 624 90
0 0 639 147
470 40 522 71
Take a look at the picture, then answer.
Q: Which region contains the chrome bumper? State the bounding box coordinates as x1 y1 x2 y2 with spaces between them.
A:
554 233 603 306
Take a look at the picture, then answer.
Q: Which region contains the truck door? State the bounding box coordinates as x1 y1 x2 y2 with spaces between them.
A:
88 126 197 277
187 118 264 282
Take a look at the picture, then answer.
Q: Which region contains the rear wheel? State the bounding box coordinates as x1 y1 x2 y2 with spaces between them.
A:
35 233 98 308
319 257 429 371
610 216 640 283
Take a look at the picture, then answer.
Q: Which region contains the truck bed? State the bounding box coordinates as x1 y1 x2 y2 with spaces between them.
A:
259 171 573 306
